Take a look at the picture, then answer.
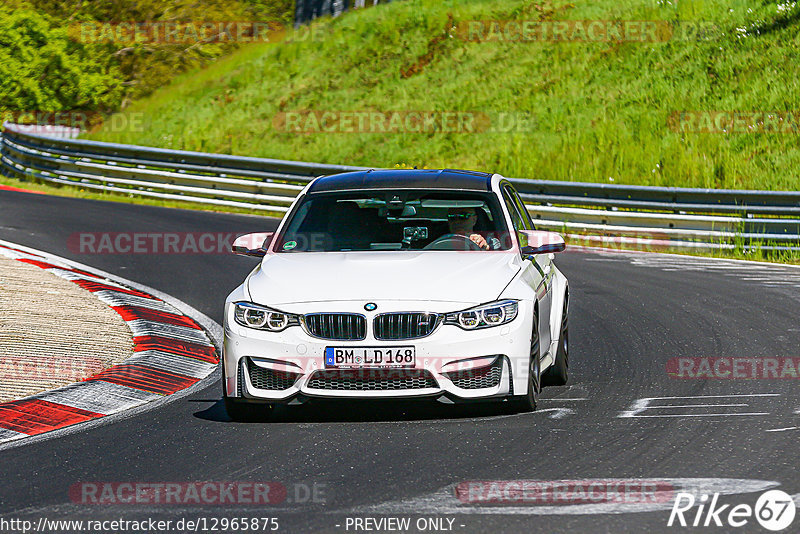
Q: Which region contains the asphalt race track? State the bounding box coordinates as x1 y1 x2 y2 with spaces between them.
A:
1 189 798 533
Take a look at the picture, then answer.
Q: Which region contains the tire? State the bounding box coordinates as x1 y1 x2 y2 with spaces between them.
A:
505 312 540 413
542 294 569 387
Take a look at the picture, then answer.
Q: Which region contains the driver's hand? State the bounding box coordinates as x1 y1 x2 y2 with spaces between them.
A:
469 234 489 250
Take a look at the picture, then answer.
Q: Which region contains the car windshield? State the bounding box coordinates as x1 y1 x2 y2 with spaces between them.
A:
275 190 511 252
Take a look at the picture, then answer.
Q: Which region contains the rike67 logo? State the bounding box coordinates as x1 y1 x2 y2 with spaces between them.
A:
668 490 796 531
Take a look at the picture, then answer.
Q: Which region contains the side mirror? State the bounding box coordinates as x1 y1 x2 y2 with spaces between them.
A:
518 230 566 255
232 232 274 257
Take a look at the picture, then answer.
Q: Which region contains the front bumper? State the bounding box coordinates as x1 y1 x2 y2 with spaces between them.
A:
223 300 534 403
232 354 513 403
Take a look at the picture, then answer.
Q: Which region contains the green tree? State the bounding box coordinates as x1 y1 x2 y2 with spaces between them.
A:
0 7 122 113
0 0 293 116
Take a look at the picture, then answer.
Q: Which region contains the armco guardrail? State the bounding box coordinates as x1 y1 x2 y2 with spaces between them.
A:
2 123 800 251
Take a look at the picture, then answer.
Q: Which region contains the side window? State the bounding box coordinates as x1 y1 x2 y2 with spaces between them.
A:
509 186 535 230
501 188 524 232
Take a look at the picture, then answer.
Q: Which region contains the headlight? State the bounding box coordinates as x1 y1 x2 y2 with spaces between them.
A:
444 300 518 330
233 302 299 332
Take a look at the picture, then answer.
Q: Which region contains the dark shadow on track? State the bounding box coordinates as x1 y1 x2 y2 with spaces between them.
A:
190 398 232 422
192 397 521 424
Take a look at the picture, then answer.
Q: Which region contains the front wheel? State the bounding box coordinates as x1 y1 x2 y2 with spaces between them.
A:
505 314 540 413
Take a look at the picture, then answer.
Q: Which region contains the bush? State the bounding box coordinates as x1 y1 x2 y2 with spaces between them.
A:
0 0 293 116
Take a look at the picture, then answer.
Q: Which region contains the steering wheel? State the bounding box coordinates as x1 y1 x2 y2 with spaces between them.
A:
423 234 483 251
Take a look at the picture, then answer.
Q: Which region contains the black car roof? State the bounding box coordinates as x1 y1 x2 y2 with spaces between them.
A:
307 169 493 193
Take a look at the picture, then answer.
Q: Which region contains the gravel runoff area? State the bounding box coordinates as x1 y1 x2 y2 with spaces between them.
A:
0 254 133 402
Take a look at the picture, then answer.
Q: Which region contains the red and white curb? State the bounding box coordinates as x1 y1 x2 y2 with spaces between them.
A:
0 239 221 447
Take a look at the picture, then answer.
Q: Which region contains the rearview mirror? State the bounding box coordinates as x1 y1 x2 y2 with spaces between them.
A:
231 232 274 257
518 230 566 255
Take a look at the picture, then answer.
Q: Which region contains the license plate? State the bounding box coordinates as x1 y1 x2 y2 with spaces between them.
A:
324 346 415 368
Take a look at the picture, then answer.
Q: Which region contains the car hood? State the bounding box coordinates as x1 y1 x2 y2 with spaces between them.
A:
247 251 520 306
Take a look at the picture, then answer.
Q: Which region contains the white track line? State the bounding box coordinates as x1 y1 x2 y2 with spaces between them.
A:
126 319 211 345
94 290 177 314
126 350 217 378
0 428 28 443
621 413 770 418
352 478 780 516
34 381 161 415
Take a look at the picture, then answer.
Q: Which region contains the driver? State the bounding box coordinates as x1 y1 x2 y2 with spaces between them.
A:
447 207 502 250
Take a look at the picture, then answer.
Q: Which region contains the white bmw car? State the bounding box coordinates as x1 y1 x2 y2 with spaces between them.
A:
222 169 569 420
